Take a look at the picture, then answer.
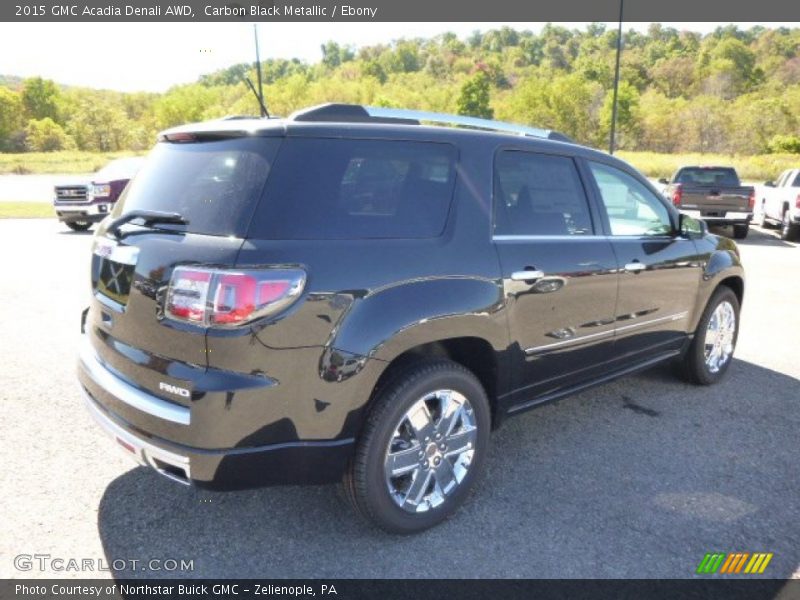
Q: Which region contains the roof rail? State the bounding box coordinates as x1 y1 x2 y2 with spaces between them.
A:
289 103 574 143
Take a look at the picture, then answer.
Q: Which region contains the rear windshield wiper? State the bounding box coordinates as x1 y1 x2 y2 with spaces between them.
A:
107 210 188 239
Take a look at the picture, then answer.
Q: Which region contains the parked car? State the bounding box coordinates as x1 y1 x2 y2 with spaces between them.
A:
757 168 800 241
78 104 745 533
54 157 145 231
659 166 754 239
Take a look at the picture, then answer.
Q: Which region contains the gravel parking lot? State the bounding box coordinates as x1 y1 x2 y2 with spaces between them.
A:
1 218 798 580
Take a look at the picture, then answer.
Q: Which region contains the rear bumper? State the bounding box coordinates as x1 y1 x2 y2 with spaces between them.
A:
680 209 752 224
77 339 355 490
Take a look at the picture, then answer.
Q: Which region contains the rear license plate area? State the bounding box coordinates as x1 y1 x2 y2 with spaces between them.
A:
97 258 134 306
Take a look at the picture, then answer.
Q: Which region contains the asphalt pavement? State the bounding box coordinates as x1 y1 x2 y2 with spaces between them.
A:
1 218 798 580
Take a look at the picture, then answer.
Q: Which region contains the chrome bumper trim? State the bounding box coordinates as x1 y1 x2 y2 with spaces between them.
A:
524 311 688 355
680 210 752 221
54 202 110 215
78 336 191 425
81 385 191 485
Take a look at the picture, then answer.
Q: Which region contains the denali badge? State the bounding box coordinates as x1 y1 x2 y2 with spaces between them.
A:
159 382 191 398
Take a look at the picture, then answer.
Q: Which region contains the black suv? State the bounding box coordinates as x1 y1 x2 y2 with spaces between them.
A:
78 104 744 533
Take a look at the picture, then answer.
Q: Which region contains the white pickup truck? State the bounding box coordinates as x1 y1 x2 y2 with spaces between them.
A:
758 168 800 241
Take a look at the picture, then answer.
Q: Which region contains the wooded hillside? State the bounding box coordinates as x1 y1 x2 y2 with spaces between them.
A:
2 24 800 155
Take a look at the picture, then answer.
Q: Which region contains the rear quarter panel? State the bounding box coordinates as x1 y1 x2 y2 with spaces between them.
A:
205 139 509 442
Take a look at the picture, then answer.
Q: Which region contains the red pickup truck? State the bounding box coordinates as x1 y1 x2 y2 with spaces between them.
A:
54 157 145 231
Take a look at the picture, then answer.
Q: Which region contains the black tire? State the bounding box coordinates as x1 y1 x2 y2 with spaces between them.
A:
681 286 740 386
780 212 798 241
342 359 491 534
732 223 749 240
66 221 92 232
758 206 770 228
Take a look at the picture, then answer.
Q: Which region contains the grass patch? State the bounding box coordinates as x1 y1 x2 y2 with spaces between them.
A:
0 151 145 175
618 151 800 182
0 202 54 218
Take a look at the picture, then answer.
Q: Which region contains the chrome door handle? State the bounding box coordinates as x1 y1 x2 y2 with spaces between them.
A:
511 270 545 281
624 262 646 273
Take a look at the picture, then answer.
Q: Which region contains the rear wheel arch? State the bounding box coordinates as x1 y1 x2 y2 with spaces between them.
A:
367 337 503 431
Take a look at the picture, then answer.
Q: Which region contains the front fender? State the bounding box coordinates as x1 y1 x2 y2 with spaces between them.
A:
690 235 745 330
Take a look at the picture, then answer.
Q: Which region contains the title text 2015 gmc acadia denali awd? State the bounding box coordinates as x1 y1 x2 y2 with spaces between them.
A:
77 104 745 533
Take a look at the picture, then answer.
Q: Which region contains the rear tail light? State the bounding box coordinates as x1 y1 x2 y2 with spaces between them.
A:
795 194 800 210
748 190 755 211
165 266 306 327
671 184 683 207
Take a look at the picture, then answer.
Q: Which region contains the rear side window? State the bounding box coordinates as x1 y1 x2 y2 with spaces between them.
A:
248 138 457 239
494 151 593 236
114 138 280 237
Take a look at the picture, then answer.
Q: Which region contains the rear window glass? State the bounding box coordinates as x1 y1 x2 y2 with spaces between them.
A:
114 138 280 237
675 168 740 186
248 138 457 239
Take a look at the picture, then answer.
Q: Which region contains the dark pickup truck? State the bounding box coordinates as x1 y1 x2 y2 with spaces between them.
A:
660 167 754 239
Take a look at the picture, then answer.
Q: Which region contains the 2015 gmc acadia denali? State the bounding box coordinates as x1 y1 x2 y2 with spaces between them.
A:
77 104 745 533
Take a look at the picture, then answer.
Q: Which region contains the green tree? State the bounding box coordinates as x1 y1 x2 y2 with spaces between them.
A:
699 38 761 97
678 95 730 152
153 84 226 129
320 42 354 68
456 71 493 119
650 56 695 98
21 77 61 122
767 134 800 154
499 73 603 147
66 96 133 151
638 90 687 152
5 24 800 158
361 60 387 84
726 94 795 153
24 117 73 151
600 81 641 149
0 87 24 151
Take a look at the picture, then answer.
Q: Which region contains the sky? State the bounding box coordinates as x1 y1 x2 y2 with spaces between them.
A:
0 22 791 93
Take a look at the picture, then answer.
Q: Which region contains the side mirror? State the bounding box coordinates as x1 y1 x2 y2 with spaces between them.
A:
658 178 669 185
764 181 775 187
679 213 706 238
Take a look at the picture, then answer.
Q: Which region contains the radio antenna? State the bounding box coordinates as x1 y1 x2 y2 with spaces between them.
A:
253 24 269 117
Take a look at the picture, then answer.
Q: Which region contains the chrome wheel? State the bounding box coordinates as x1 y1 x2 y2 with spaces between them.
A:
384 389 477 513
704 300 736 374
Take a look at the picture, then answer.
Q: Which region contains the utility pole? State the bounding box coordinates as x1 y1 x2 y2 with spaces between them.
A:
609 0 624 155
